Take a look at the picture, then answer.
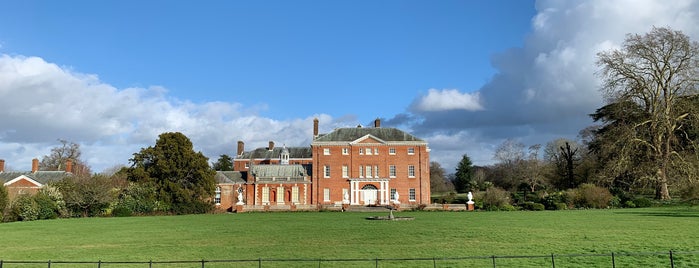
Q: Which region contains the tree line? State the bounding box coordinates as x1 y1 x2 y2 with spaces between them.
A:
430 27 699 209
1 132 217 221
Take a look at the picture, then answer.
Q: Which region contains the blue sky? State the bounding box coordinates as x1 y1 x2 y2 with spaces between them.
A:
1 1 533 120
1 0 698 172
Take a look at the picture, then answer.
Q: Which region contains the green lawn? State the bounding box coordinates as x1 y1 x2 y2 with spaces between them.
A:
1 207 698 267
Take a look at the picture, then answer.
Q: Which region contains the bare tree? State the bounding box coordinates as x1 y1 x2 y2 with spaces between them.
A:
40 139 91 175
597 27 699 199
545 138 583 189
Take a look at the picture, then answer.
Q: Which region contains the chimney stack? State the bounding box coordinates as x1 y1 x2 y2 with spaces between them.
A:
0 159 5 172
268 141 275 151
237 141 245 156
65 159 73 173
374 118 381 128
32 158 39 173
313 118 319 137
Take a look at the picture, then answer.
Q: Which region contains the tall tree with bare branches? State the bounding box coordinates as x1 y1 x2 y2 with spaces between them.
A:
596 27 699 200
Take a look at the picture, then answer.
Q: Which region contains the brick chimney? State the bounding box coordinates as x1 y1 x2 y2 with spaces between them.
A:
237 141 245 156
65 159 73 173
32 158 39 173
374 118 381 128
313 118 319 137
0 159 5 172
268 141 275 151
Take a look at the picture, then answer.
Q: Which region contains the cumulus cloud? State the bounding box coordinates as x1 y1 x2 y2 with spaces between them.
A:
391 0 699 171
411 89 483 112
0 54 348 172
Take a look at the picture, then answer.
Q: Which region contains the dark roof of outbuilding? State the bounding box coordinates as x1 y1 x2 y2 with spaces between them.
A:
238 147 312 160
215 171 246 184
313 127 424 142
0 171 71 185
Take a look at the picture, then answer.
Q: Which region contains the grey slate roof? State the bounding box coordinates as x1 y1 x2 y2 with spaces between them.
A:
313 127 424 142
238 147 312 160
0 171 71 185
251 164 308 178
215 171 246 184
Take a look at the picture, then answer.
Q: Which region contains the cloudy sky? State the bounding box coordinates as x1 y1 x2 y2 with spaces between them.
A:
1 0 698 173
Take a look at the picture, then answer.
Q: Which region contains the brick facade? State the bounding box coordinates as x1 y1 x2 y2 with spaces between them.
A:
221 118 431 211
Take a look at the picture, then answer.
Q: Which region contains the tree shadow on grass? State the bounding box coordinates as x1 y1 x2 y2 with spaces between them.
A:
614 208 699 218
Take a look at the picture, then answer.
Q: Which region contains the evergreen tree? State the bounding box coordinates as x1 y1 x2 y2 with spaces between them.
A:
453 154 474 193
212 154 234 171
127 132 216 214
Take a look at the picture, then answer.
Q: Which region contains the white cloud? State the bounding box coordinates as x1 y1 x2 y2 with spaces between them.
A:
395 0 699 170
412 89 483 112
0 54 351 172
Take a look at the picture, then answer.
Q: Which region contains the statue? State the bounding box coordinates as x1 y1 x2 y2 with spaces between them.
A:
393 191 400 204
236 187 245 205
467 191 473 202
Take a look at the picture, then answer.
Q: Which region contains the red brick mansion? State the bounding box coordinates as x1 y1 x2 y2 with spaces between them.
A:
215 118 431 211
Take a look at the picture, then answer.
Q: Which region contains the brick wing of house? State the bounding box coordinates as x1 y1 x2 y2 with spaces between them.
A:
0 158 73 200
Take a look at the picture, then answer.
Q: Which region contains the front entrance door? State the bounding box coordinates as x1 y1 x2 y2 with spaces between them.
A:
361 184 378 206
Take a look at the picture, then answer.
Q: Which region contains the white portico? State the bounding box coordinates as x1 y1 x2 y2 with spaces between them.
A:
348 178 391 205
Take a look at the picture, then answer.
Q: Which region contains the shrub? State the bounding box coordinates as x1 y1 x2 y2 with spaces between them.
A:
34 186 68 219
111 206 133 217
632 197 653 208
520 202 545 211
34 192 59 220
542 192 567 210
10 194 39 221
554 202 568 210
624 200 636 208
681 182 699 205
0 185 8 221
571 184 613 209
116 182 161 215
482 187 511 211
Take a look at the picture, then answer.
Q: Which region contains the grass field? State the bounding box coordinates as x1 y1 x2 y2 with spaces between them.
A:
1 207 698 267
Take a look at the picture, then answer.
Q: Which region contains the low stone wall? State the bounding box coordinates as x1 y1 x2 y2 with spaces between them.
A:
233 203 471 212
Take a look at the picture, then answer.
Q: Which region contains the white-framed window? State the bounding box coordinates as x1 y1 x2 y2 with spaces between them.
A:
324 188 330 202
342 148 349 155
342 165 349 178
214 186 221 205
389 165 396 177
323 148 330 155
365 148 372 155
245 162 249 169
389 148 396 155
324 165 330 178
408 165 415 177
343 188 349 200
409 188 416 201
277 186 285 203
292 186 299 203
366 165 372 178
374 148 379 155
359 149 363 155
408 147 415 155
374 165 379 178
390 188 397 200
262 187 270 204
359 166 364 178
